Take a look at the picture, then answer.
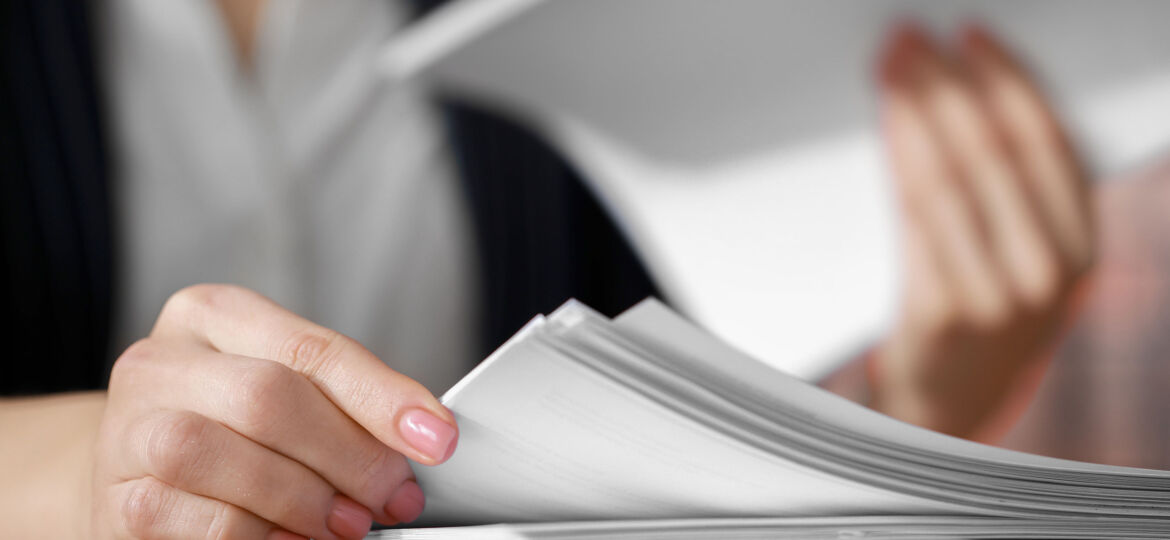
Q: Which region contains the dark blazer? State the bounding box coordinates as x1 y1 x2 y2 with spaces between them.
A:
0 0 659 395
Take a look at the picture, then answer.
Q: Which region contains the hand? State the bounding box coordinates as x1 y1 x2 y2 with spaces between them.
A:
89 284 458 539
873 24 1094 439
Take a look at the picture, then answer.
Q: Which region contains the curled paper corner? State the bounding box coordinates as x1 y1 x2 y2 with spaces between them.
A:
378 0 544 81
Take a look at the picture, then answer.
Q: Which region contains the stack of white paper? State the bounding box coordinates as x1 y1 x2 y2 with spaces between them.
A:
371 299 1170 538
374 517 1169 539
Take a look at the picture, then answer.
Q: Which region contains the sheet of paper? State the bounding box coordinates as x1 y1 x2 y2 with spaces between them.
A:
372 516 1170 539
415 304 951 525
612 300 1170 480
413 299 1170 527
385 0 1170 379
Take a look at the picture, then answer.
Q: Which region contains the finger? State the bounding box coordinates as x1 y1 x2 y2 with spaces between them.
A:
960 24 1094 269
108 476 295 540
875 202 965 428
118 410 372 539
903 26 1060 308
897 210 957 351
112 339 422 525
151 284 458 465
879 30 1009 328
880 41 957 339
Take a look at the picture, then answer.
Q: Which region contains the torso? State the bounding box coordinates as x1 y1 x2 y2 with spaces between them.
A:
101 0 477 393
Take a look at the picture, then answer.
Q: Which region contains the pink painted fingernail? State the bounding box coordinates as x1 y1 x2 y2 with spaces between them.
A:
398 409 457 463
327 495 372 540
267 531 308 540
384 480 426 523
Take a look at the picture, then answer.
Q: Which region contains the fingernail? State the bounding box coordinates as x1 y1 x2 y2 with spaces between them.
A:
876 36 900 86
899 21 929 49
878 48 902 87
384 480 426 524
399 409 457 463
267 531 309 540
961 23 996 55
879 23 922 86
327 495 372 540
964 22 988 43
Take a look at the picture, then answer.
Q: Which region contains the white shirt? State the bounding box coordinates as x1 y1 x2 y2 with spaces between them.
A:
103 0 477 393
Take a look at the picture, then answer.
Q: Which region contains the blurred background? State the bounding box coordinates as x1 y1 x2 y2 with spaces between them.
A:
5 0 1170 470
392 0 1170 379
391 0 1170 468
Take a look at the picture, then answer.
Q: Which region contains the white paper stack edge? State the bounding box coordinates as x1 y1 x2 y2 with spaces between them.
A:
371 299 1170 539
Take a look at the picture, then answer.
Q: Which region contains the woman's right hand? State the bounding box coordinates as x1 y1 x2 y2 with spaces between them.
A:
90 284 458 539
873 24 1094 440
